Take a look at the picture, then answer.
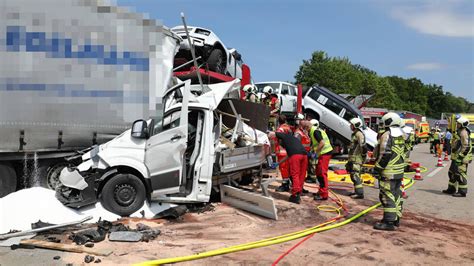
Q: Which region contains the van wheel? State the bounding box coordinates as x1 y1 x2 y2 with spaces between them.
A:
207 49 225 74
0 163 17 197
46 163 69 190
100 173 146 216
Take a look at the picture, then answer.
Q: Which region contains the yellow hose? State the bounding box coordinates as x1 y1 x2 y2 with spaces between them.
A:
135 177 416 265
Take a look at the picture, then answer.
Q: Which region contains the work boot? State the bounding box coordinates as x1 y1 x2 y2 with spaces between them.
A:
305 178 317 183
351 194 364 199
373 221 396 231
442 189 455 195
394 218 400 227
452 192 466 197
313 193 328 201
288 194 301 204
276 182 290 192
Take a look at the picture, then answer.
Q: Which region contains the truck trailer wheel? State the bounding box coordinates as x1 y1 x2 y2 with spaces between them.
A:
100 173 145 216
207 49 225 74
0 163 17 197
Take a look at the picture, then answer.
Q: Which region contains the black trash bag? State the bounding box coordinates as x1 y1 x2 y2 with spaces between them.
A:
153 205 188 219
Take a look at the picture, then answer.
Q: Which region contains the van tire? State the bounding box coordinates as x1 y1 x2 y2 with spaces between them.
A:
100 173 146 216
0 163 17 197
207 49 225 74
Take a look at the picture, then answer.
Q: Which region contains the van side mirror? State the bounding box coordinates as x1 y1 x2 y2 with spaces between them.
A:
131 120 148 139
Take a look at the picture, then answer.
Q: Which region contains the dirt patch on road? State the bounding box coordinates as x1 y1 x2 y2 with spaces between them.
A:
52 187 474 265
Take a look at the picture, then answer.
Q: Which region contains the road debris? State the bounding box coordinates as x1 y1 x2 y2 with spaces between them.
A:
84 255 95 263
154 205 188 219
20 239 113 256
0 216 92 241
109 232 143 242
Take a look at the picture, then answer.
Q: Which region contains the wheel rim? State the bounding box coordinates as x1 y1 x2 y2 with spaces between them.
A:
47 163 68 190
113 184 137 206
215 56 224 73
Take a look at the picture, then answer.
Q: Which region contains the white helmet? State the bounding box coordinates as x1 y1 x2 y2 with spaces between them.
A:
263 86 273 94
243 84 253 93
349 117 363 129
296 113 305 120
457 116 469 127
251 85 258 94
310 119 319 128
381 112 401 128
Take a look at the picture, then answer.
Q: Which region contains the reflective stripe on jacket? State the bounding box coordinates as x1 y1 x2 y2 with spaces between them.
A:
376 130 405 179
294 128 311 152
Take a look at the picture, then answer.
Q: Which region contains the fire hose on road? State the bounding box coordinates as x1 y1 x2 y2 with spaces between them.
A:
135 165 418 265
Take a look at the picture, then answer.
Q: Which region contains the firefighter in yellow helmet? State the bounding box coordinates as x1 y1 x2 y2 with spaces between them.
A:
345 117 366 199
373 112 405 231
443 116 472 197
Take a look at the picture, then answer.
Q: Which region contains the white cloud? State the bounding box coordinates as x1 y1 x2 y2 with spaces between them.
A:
406 62 444 71
391 2 474 37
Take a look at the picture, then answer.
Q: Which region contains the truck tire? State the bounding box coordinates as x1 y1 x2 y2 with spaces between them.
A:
0 163 17 197
207 49 225 74
100 173 146 216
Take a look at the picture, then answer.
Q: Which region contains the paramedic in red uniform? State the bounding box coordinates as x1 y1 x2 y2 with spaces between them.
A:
275 115 293 192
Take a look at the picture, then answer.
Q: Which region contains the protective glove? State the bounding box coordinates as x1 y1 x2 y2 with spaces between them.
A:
271 162 279 169
345 161 353 171
374 166 383 175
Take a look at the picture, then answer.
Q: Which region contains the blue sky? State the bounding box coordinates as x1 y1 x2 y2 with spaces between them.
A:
117 0 474 101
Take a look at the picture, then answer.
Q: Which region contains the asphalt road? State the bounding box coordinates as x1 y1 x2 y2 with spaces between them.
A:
364 142 473 223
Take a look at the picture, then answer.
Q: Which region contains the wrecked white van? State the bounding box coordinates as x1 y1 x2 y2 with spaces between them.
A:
57 80 270 216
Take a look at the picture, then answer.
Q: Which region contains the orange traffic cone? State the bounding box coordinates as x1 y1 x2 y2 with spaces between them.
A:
436 156 443 167
414 167 423 180
401 181 408 198
443 151 449 161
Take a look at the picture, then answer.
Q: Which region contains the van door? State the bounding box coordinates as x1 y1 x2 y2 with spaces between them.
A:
145 81 190 196
279 83 295 113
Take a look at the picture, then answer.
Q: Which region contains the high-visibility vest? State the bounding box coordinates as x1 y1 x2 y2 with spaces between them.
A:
348 129 365 163
295 128 311 152
376 132 405 178
452 128 473 161
269 96 279 112
309 126 333 155
276 123 292 134
275 124 292 154
434 132 439 140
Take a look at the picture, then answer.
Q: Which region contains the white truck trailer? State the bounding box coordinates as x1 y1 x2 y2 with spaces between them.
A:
0 0 271 204
0 0 179 196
